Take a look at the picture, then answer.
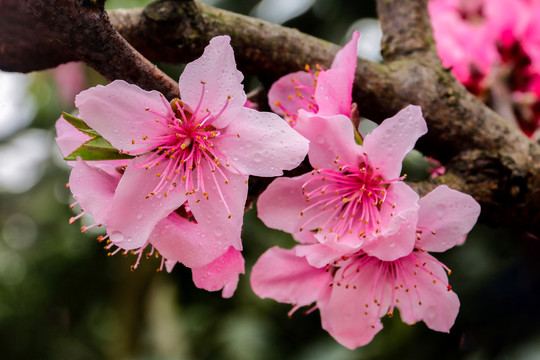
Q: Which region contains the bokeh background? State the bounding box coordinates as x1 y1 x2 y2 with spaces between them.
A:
1 0 540 359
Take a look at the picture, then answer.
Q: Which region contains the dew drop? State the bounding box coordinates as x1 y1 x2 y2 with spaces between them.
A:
214 227 223 237
110 231 124 243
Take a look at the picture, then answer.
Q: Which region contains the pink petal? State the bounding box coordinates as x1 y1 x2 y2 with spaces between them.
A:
149 213 234 268
76 80 170 154
294 111 359 170
70 158 120 225
295 243 345 268
106 155 186 250
267 71 317 118
55 116 92 158
361 182 420 261
417 185 481 252
178 36 246 129
53 62 86 105
316 31 360 116
362 105 428 179
292 228 318 244
314 231 363 255
257 174 330 236
361 208 418 261
315 68 353 116
186 162 247 252
250 246 332 307
192 246 245 298
330 31 360 74
214 107 309 177
318 260 388 349
165 259 177 273
395 252 460 332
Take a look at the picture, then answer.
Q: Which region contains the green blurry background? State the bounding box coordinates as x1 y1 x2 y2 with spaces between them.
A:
1 0 539 359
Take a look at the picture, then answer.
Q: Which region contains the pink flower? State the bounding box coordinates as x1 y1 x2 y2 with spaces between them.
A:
57 35 309 296
67 157 244 297
258 105 427 261
72 35 308 250
251 185 481 349
429 0 540 135
429 0 499 90
268 31 360 125
53 62 87 105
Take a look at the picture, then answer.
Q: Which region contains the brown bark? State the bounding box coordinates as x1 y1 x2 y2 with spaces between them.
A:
0 0 179 99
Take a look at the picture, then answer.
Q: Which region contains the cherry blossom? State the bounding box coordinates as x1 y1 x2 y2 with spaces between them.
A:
429 0 540 137
67 157 244 297
267 31 360 125
251 185 480 349
71 35 308 251
56 35 309 296
258 105 427 261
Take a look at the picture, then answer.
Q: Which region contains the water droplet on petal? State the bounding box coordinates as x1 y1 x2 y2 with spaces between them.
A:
110 231 124 243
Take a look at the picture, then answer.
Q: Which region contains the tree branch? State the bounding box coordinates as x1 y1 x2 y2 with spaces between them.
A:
376 0 436 60
0 0 179 99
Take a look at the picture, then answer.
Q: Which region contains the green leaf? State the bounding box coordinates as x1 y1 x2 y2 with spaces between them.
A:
62 112 100 137
64 137 134 161
354 127 363 146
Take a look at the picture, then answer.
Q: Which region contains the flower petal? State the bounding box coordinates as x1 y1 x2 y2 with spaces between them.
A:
362 208 418 261
268 71 317 118
70 158 120 225
215 107 309 177
417 185 481 252
296 243 345 268
361 181 420 261
362 105 428 179
318 260 388 349
315 30 360 117
294 111 359 170
257 174 331 236
330 31 360 75
179 36 246 129
251 246 332 307
149 213 233 268
76 80 170 153
192 246 245 298
187 161 247 252
106 155 186 250
314 69 352 116
395 252 460 332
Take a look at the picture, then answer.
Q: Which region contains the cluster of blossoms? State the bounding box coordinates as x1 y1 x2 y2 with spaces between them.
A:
57 33 480 348
251 32 480 348
429 0 540 139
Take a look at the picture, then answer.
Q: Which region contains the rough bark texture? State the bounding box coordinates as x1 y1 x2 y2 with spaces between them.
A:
0 0 539 235
0 0 179 99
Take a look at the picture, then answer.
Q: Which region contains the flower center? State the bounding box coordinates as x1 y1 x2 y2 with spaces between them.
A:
130 87 238 200
300 155 404 240
326 239 452 322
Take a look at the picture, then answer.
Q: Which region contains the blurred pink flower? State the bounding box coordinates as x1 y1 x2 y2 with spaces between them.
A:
251 185 480 349
429 0 540 134
258 105 427 261
53 62 87 105
268 31 360 125
429 0 499 90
